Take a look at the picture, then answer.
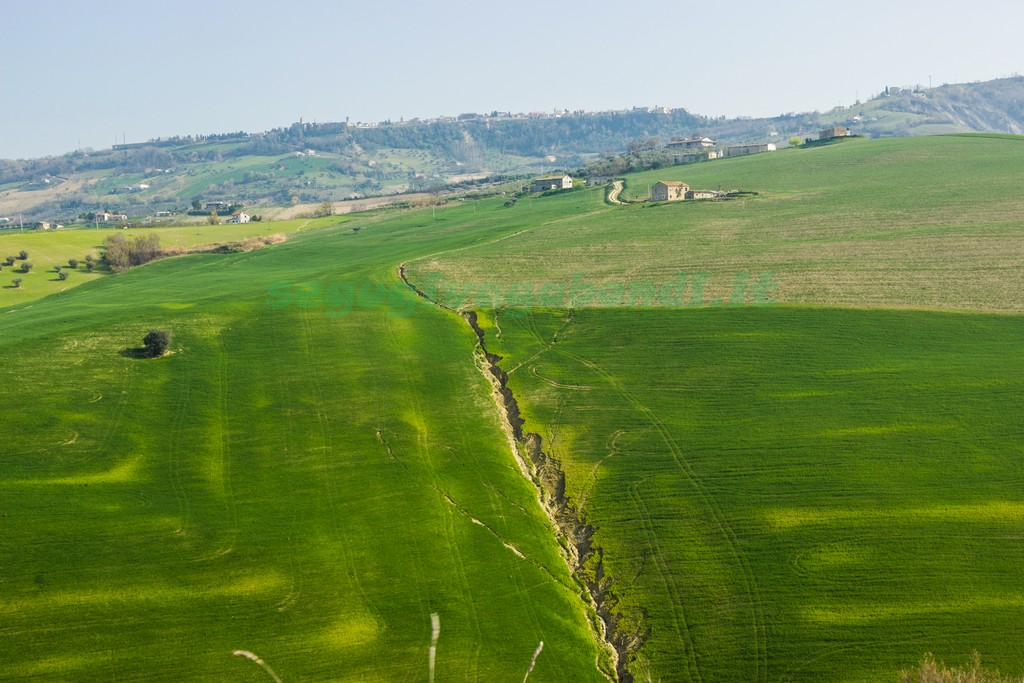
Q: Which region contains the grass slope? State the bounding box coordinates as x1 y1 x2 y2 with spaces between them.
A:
0 217 338 306
0 193 609 681
406 136 1024 312
481 306 1024 682
4 134 1024 682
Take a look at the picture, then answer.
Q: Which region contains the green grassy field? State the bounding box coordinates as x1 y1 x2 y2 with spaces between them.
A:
0 217 340 307
400 135 1024 679
478 306 1024 682
0 194 610 681
2 135 1023 682
406 136 1024 312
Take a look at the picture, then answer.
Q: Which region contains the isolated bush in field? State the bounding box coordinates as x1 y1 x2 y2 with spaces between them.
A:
12 277 22 288
54 265 62 273
20 262 32 273
68 258 79 269
142 329 172 358
86 262 95 272
103 233 161 271
85 254 94 263
4 256 14 266
17 250 28 260
58 271 69 281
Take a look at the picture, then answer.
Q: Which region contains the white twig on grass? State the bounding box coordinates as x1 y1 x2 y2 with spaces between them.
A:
429 612 441 683
523 640 544 682
233 649 284 683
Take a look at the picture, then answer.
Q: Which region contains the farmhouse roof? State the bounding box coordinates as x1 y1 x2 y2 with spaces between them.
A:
656 181 688 186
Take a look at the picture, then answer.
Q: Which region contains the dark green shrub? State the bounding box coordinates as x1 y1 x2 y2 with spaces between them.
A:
142 329 172 358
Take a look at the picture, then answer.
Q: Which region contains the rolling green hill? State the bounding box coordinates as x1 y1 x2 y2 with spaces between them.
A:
0 194 609 681
1 135 1022 682
406 135 1024 312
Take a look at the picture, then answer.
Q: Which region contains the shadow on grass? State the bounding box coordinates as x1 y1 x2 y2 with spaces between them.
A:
120 348 153 359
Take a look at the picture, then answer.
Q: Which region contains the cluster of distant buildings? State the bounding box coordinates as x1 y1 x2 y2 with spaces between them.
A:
201 201 250 223
537 124 857 204
111 183 150 194
336 105 680 129
2 200 254 231
663 136 779 164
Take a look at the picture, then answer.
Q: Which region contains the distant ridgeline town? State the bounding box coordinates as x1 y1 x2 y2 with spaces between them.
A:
3 76 1024 224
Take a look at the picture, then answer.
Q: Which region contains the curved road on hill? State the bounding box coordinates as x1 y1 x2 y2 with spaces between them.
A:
606 180 624 204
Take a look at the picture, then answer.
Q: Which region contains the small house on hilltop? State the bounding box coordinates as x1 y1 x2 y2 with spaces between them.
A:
651 181 689 202
531 175 572 192
228 211 250 224
819 125 850 140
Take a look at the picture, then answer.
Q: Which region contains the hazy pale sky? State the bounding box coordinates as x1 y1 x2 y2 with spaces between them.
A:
3 0 1023 159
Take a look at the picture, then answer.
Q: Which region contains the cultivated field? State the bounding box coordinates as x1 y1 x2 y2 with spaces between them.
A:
0 195 608 681
405 136 1024 312
2 135 1022 682
479 306 1024 681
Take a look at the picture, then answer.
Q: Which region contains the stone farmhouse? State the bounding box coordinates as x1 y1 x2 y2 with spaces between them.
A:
531 175 573 192
651 181 689 202
651 182 724 202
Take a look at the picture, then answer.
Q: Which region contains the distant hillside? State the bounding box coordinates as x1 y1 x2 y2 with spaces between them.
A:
860 77 1024 135
4 76 1024 222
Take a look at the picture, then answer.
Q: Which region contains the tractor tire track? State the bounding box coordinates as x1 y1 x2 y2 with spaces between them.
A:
556 348 769 683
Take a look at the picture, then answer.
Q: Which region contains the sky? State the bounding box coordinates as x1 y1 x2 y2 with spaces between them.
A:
3 0 1024 159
